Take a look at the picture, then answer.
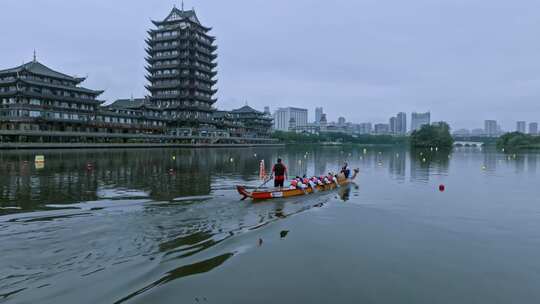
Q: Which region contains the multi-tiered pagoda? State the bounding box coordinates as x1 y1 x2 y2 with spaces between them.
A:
145 7 218 130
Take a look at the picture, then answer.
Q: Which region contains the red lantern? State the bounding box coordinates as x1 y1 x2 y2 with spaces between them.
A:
439 184 445 192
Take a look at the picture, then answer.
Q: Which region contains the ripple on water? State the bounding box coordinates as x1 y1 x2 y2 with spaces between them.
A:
1 178 340 303
113 252 234 304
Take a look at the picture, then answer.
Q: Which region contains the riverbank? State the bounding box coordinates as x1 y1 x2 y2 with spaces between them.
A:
497 132 540 151
0 143 284 150
271 131 409 145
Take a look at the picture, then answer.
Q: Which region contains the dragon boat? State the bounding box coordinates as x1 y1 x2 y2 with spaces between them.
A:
237 169 358 200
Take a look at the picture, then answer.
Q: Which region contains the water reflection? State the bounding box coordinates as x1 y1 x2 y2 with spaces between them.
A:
483 149 497 172
6 146 540 215
388 149 406 180
0 148 279 214
528 153 537 174
515 154 525 173
409 148 451 182
338 184 353 201
114 253 234 304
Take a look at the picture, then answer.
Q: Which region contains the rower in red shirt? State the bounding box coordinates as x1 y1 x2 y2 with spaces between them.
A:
271 158 288 188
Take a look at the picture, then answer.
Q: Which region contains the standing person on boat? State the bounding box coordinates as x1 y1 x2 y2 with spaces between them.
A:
271 158 288 188
340 162 351 179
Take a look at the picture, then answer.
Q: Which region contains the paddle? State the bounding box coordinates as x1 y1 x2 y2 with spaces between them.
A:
254 176 272 191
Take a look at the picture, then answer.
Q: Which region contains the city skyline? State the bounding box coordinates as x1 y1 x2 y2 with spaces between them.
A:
268 104 537 134
3 0 540 129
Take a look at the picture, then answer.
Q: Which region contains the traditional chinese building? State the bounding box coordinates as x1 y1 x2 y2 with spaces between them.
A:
212 110 245 138
0 58 104 136
230 105 273 138
0 6 276 146
0 59 177 143
145 7 218 134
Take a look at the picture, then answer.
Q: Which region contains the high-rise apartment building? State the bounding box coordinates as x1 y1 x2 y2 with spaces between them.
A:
315 107 323 124
396 112 407 134
374 123 390 134
484 120 498 137
517 121 526 133
529 122 538 135
358 123 372 134
411 112 430 131
389 117 397 134
273 107 308 131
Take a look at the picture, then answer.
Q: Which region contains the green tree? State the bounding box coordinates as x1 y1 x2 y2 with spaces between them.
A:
410 122 453 148
497 132 540 150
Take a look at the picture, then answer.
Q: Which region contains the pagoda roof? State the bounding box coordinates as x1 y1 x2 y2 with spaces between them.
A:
0 60 86 83
231 105 263 114
151 7 211 30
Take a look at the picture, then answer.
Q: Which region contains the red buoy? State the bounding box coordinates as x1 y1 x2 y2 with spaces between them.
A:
439 184 445 192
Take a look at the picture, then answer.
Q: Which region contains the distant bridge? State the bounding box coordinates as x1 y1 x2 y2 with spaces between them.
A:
453 141 484 147
453 136 498 143
452 136 499 147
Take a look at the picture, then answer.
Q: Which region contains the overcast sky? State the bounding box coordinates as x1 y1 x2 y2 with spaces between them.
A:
2 0 540 130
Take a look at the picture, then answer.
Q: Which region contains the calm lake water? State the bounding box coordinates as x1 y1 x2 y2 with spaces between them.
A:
1 146 539 303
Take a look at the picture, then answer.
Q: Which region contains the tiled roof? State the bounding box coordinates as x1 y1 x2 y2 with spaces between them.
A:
0 61 84 82
231 105 262 114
